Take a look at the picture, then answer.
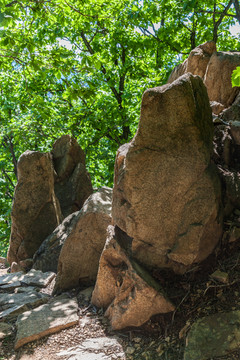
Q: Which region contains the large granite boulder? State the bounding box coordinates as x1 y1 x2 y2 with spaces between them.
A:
204 51 240 108
168 42 240 109
7 151 62 265
112 73 222 274
53 187 112 293
52 135 93 218
168 41 216 83
91 225 174 330
32 212 79 273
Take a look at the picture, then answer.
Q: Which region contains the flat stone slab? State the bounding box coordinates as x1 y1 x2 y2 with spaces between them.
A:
0 322 12 340
15 286 38 294
0 281 22 292
0 304 29 320
57 337 126 360
0 269 55 289
15 295 79 350
21 269 56 287
0 291 49 320
184 311 240 360
0 272 24 286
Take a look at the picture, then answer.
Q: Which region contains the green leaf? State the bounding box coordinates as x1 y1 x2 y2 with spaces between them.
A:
232 67 240 87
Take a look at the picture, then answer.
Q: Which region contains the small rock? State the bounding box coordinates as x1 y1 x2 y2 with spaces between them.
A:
78 286 94 301
0 322 12 339
228 227 240 243
210 270 229 284
132 337 141 343
126 346 135 355
11 262 24 273
19 258 33 270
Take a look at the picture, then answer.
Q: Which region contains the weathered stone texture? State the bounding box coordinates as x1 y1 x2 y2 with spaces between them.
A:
92 226 174 330
168 42 240 110
7 151 62 265
112 73 222 273
53 187 112 293
15 295 79 350
33 212 79 273
204 51 240 108
52 135 93 218
168 41 216 83
184 311 240 360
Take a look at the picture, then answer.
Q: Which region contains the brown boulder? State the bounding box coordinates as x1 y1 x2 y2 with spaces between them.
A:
53 187 112 293
204 51 240 108
91 225 174 330
168 41 216 83
112 73 222 273
52 135 93 218
187 41 216 78
7 151 62 265
168 42 240 110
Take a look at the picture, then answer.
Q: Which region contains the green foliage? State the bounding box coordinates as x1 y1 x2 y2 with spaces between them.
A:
232 66 240 87
0 0 239 256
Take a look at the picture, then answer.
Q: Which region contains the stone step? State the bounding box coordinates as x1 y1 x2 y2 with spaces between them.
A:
15 294 79 350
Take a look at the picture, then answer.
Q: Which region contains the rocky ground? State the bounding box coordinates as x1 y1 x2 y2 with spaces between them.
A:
1 223 240 360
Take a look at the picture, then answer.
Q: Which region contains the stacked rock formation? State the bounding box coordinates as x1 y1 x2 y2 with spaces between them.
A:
92 72 223 328
112 73 222 273
7 135 93 266
168 41 240 111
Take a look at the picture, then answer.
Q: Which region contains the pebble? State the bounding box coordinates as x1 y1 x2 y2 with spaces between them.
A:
132 337 141 343
126 346 135 354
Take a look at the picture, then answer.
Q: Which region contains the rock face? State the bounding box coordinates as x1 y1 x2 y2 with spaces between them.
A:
52 135 93 218
204 51 240 108
168 42 240 109
92 226 175 330
7 151 62 265
168 41 216 83
112 73 222 273
0 269 54 321
53 187 112 293
32 212 79 273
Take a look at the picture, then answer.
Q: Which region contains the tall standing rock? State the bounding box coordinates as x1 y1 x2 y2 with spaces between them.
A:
7 151 62 265
52 135 93 218
112 73 222 273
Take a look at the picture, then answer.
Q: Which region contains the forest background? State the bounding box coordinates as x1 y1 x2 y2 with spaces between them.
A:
0 0 240 256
